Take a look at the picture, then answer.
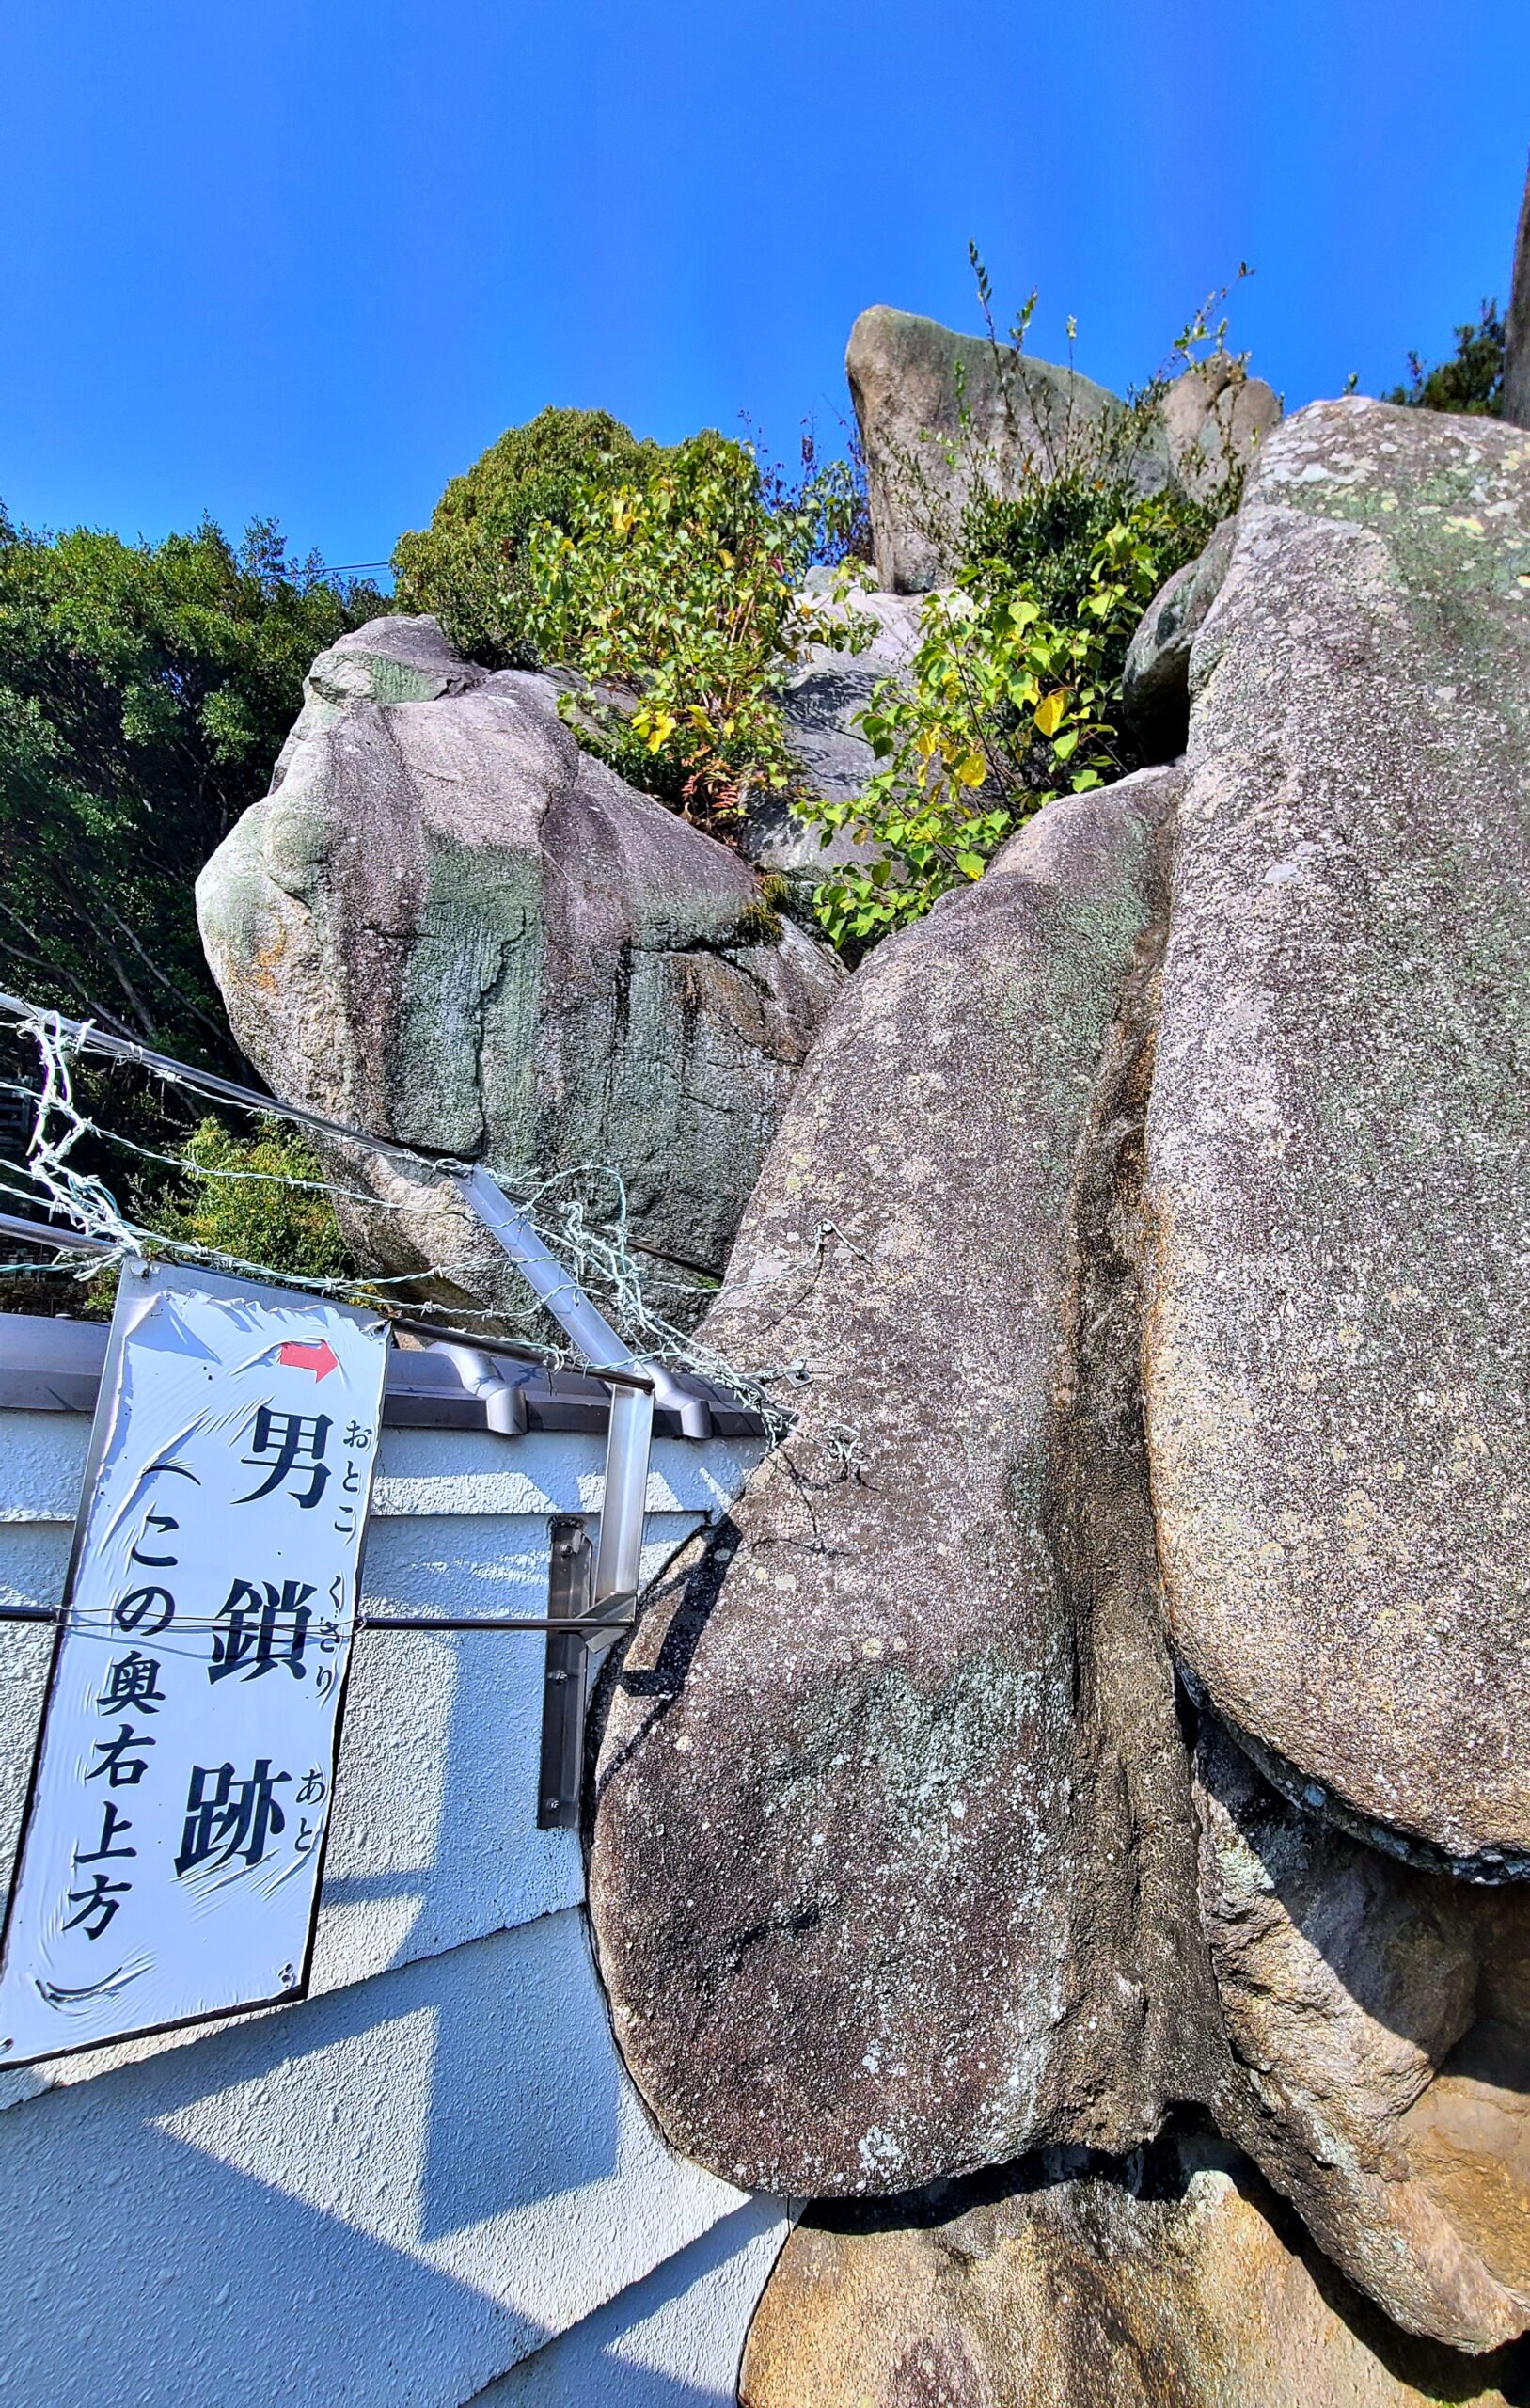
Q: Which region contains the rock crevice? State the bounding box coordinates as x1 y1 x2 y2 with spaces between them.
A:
590 397 1530 2371
1036 802 1230 2142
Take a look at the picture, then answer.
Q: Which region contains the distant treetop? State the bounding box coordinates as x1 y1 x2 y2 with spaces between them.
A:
1387 299 1505 416
391 405 668 665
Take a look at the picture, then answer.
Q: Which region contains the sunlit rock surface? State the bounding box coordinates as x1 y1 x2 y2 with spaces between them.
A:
739 2128 1530 2407
589 766 1230 2194
1144 399 1530 1872
1196 1719 1530 2352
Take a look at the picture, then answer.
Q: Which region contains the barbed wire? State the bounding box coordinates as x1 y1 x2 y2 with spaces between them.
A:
0 998 857 1440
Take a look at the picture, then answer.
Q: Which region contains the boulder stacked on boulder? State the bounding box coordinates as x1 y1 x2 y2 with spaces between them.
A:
588 398 1530 2387
740 2130 1530 2408
192 363 1530 2395
846 301 1279 590
197 617 843 1327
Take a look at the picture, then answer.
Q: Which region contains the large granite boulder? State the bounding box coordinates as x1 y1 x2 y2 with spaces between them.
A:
846 304 1158 593
1144 399 1530 1875
739 2129 1530 2407
197 616 843 1324
846 306 1279 592
589 765 1232 2195
1197 1719 1530 2352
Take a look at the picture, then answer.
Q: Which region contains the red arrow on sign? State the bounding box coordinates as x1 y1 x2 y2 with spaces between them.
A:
276 1339 339 1382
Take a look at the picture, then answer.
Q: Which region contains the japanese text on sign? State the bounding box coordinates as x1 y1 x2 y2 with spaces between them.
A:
0 1264 388 2064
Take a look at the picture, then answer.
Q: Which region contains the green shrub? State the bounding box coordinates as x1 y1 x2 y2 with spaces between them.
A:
796 264 1249 949
145 1117 359 1286
961 469 1220 697
0 1117 358 1323
801 483 1214 948
520 432 865 829
392 406 665 665
1387 301 1504 417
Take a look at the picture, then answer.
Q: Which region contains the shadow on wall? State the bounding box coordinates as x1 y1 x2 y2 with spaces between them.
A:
0 1916 681 2408
472 2203 789 2406
1 1981 566 2407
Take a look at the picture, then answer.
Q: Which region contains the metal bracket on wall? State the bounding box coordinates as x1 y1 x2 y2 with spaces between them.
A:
538 1515 596 1830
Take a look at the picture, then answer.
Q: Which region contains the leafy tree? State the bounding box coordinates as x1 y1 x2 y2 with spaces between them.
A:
0 509 384 1072
520 432 865 828
1387 300 1505 416
392 405 664 666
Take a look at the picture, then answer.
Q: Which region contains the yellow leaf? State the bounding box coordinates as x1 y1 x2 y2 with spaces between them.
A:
1033 689 1068 737
954 752 987 787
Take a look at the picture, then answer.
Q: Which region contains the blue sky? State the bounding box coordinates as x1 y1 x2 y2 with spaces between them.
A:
3 0 1527 570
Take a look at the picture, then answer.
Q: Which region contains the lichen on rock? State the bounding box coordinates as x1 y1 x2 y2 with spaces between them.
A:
1144 400 1530 1872
588 764 1230 2195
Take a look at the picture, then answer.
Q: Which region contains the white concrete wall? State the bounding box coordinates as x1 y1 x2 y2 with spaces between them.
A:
0 1401 784 2407
475 2197 789 2407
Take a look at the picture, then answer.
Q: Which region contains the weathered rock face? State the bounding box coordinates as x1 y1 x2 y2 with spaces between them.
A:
1196 1719 1530 2352
847 307 1279 592
589 766 1233 2195
846 304 1160 593
1119 515 1236 762
197 616 843 1322
747 583 922 888
1161 353 1282 502
739 2131 1530 2407
1144 399 1530 1874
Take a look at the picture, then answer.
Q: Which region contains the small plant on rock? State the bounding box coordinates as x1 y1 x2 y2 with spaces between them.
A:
799 271 1244 948
803 497 1210 946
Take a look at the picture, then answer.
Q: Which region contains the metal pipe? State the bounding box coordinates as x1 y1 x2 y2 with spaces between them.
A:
384 1312 655 1390
455 1166 706 1430
456 1167 665 1608
0 1212 116 1258
454 1167 642 1368
357 1611 636 1634
592 1382 655 1607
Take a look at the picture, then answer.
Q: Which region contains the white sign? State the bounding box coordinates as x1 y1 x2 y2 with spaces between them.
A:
0 1262 389 2065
